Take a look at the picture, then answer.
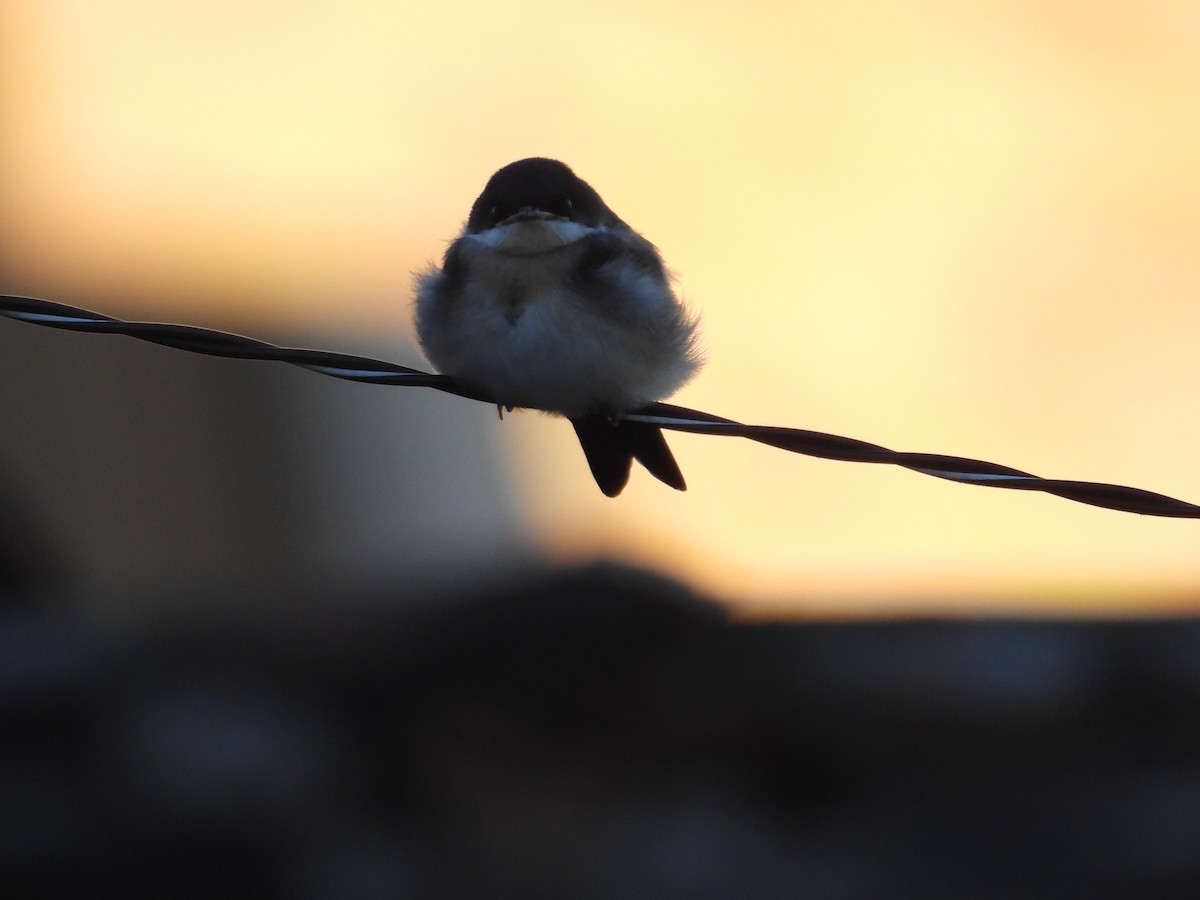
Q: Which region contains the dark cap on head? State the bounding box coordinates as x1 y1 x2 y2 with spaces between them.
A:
467 158 623 233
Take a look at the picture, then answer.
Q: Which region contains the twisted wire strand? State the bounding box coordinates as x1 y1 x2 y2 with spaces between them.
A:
3 294 1198 519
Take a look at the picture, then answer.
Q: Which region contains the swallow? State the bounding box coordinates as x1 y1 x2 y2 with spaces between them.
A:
414 158 702 496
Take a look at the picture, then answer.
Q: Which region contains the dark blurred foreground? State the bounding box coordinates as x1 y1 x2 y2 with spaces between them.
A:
5 557 1200 899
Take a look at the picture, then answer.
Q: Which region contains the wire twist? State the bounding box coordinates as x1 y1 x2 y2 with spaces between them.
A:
3 294 1199 519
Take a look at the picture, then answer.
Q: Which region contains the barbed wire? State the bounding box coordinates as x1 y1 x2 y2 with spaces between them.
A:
3 293 1199 519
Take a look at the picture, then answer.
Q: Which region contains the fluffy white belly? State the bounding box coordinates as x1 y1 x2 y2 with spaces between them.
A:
435 283 687 416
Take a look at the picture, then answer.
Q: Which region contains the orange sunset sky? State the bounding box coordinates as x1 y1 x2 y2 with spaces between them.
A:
3 1 1200 616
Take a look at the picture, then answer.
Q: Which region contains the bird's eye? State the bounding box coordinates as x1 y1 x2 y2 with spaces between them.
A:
565 198 574 211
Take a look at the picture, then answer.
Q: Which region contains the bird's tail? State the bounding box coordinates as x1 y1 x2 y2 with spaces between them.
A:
570 416 686 497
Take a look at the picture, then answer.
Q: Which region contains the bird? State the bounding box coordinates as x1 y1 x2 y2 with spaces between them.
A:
414 158 703 497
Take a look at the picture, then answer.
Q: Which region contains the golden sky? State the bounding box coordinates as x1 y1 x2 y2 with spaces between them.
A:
4 1 1200 615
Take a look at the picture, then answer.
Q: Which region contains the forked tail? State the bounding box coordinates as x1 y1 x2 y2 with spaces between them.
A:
570 416 687 497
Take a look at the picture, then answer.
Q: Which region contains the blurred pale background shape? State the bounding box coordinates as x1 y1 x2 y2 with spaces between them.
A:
2 1 1199 616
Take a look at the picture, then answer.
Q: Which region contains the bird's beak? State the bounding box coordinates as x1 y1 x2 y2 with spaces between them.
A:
503 207 557 225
